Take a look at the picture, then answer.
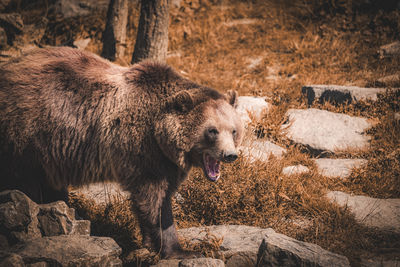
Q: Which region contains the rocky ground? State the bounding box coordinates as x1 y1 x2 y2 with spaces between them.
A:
0 0 399 266
0 190 122 266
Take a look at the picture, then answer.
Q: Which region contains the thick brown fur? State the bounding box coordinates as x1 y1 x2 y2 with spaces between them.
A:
0 47 243 259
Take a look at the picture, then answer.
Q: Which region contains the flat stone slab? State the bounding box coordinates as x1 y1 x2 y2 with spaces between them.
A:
236 96 271 124
257 228 350 267
12 235 122 266
223 19 260 27
281 108 372 153
240 139 286 163
313 158 368 179
179 225 349 267
179 225 270 267
302 85 391 105
71 182 130 205
327 191 400 233
282 165 310 176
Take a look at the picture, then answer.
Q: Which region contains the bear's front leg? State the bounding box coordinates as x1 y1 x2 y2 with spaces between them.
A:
132 182 201 259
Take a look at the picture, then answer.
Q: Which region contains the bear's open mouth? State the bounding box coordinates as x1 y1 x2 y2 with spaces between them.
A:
202 153 220 182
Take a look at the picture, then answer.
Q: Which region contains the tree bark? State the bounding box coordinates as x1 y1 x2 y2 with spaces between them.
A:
101 0 128 62
131 0 169 64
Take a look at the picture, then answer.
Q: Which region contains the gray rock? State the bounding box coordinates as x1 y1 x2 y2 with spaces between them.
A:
0 190 90 240
240 139 286 163
179 258 225 267
37 201 90 236
179 225 270 267
224 19 260 27
282 108 372 153
236 96 271 124
0 190 121 265
13 235 122 266
379 41 400 58
71 219 91 236
256 229 350 267
282 165 309 176
0 190 41 244
327 191 400 233
313 158 368 179
179 225 349 267
302 85 391 105
37 201 76 236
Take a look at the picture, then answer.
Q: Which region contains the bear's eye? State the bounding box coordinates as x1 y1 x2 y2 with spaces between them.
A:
232 129 237 136
208 128 219 135
205 127 218 143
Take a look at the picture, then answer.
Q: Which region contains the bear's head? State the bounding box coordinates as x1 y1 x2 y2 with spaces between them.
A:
155 88 244 181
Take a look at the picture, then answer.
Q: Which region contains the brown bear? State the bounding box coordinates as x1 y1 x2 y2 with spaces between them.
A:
0 47 244 259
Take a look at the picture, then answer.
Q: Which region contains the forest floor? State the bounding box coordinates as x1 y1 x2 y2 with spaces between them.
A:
6 0 400 266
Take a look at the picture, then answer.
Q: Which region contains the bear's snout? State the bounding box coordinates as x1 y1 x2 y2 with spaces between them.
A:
223 151 238 163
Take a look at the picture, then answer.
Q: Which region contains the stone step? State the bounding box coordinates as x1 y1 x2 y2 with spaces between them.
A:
302 84 393 105
14 235 122 266
257 228 350 267
223 18 260 27
313 158 368 179
327 191 400 233
281 108 373 153
0 190 121 266
179 225 350 267
236 96 271 125
282 164 310 176
239 138 286 163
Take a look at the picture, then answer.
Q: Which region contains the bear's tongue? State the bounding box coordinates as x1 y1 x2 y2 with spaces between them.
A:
203 153 220 181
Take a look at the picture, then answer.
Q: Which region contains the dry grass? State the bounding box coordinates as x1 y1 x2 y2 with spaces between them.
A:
12 0 400 265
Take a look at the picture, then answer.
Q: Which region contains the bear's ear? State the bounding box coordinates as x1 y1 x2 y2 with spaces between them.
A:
165 90 194 112
225 90 238 108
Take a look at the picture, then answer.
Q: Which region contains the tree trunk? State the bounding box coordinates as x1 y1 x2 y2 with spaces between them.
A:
101 0 128 62
131 0 169 64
